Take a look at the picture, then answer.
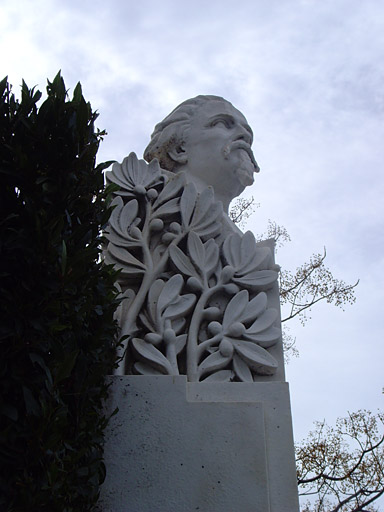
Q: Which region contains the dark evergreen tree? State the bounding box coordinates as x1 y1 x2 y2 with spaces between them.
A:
0 73 120 511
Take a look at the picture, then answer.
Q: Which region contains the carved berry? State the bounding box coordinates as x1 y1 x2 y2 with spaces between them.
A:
227 322 246 337
130 226 141 239
147 188 158 200
224 283 240 295
161 232 176 245
144 333 162 346
219 339 234 357
133 184 146 195
169 222 181 234
187 276 203 292
208 321 222 335
221 265 235 283
150 218 164 231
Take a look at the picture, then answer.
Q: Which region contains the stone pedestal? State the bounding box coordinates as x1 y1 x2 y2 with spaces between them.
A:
98 376 299 512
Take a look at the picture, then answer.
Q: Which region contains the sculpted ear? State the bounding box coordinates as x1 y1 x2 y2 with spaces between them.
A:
168 145 187 165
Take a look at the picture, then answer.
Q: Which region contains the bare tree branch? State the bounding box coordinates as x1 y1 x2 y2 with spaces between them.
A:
297 411 384 512
279 248 359 326
230 202 382 512
229 196 259 227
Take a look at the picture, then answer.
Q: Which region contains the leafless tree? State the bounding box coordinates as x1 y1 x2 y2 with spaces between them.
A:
230 199 384 512
230 200 359 360
297 410 384 512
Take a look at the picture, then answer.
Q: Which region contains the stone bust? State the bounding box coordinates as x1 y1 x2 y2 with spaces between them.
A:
143 95 260 213
105 96 280 381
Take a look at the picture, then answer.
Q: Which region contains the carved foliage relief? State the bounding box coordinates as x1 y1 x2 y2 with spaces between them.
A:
104 153 281 382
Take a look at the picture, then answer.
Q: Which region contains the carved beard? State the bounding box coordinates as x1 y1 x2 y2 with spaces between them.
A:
222 140 259 187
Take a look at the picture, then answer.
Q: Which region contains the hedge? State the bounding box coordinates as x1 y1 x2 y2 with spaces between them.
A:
0 72 120 511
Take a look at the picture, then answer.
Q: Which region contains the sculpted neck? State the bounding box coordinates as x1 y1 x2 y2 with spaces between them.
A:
181 174 232 213
173 163 245 214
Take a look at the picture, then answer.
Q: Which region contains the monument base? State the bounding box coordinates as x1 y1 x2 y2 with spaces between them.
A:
98 376 299 512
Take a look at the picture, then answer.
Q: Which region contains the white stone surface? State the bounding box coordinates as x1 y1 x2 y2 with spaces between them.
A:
105 153 281 381
144 95 260 213
100 96 299 512
98 376 299 512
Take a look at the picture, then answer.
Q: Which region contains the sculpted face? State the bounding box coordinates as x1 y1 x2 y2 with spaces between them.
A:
180 100 259 209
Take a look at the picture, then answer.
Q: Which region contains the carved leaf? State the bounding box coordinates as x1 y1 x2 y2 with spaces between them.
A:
233 270 278 291
152 197 180 218
187 232 205 269
106 162 131 191
202 370 234 382
115 288 136 326
108 197 138 238
232 340 278 375
106 231 139 249
190 201 222 239
233 354 253 382
106 152 162 195
157 274 184 315
163 294 196 321
189 187 215 225
180 184 223 240
132 338 173 374
119 200 139 234
238 231 255 267
147 279 165 326
193 222 222 240
172 317 186 335
222 290 249 328
246 308 278 334
222 232 273 276
169 245 200 279
180 182 198 227
153 171 185 208
198 351 232 379
203 239 220 278
244 327 281 348
174 334 187 355
106 244 146 271
123 153 143 184
125 152 161 186
223 233 242 268
138 310 155 333
238 247 271 275
241 292 268 323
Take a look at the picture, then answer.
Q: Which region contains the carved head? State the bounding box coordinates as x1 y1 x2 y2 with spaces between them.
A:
144 95 259 210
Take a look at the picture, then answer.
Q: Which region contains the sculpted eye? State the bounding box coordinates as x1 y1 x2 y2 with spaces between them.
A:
211 117 233 128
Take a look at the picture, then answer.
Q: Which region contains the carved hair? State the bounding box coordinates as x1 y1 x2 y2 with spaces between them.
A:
143 95 228 171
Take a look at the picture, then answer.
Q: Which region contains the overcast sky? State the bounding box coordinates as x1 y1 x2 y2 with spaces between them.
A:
1 0 383 495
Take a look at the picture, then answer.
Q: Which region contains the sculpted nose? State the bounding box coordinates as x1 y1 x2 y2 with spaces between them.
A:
235 130 252 146
234 124 252 145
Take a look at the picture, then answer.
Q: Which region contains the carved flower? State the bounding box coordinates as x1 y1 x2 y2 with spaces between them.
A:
198 290 280 382
106 152 164 197
222 232 278 291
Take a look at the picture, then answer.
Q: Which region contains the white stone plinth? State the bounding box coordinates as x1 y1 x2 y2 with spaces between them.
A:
98 376 299 512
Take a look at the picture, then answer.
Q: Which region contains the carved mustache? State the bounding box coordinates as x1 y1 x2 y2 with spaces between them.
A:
223 140 260 173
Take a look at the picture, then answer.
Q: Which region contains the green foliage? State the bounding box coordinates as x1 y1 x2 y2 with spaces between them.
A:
0 73 120 511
